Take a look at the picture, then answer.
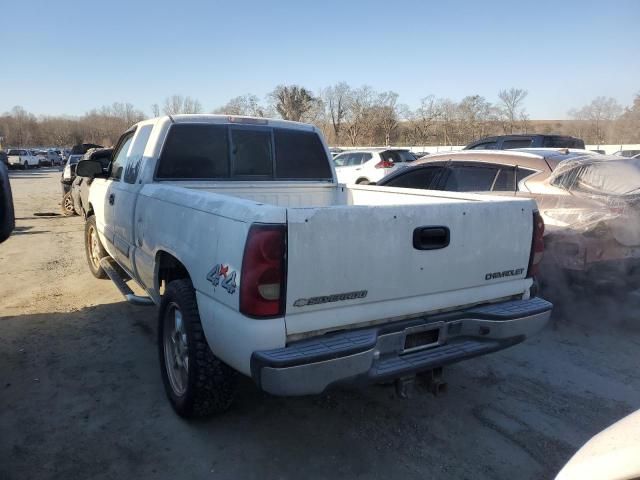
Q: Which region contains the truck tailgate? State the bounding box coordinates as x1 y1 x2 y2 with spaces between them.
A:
285 196 536 336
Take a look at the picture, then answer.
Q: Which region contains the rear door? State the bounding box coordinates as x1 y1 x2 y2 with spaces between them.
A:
108 124 154 273
442 164 500 192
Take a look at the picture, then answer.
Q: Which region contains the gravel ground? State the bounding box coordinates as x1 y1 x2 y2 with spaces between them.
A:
1 169 639 480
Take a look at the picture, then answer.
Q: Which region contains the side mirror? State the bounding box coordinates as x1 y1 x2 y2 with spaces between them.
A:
0 163 15 243
76 159 106 178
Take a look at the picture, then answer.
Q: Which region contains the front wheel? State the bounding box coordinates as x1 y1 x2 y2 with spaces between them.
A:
159 279 237 418
84 216 108 278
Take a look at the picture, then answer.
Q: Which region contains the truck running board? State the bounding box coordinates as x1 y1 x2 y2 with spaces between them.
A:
99 257 155 306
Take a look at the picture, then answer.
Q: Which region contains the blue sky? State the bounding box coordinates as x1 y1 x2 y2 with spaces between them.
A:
1 0 638 119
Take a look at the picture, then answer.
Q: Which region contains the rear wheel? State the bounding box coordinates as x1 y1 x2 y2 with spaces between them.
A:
159 279 237 418
84 216 108 278
61 191 76 216
356 178 370 185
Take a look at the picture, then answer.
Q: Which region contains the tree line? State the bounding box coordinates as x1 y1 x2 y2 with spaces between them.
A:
1 85 639 148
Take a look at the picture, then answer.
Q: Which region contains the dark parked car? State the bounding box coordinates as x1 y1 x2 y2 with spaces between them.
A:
70 143 103 155
70 148 112 217
60 154 85 215
464 134 585 150
0 151 7 167
60 143 104 215
612 149 640 158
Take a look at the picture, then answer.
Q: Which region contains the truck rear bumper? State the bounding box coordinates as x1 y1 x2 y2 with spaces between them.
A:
250 297 552 396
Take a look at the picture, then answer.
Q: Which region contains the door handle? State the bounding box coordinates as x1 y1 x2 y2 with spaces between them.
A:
413 226 450 250
108 193 115 205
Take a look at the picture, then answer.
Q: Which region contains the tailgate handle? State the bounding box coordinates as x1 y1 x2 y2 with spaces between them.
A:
413 226 450 250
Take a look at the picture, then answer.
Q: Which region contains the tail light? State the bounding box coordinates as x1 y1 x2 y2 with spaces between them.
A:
374 160 394 169
240 224 287 317
527 211 545 277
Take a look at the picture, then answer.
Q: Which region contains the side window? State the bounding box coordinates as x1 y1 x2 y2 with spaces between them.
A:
231 128 272 177
515 167 537 189
397 151 417 162
444 165 499 192
491 167 516 191
470 142 497 150
333 153 348 167
502 139 533 149
384 167 446 190
156 124 229 179
124 125 153 184
274 129 332 179
339 153 362 166
109 133 135 181
351 153 365 165
381 151 397 163
360 153 372 164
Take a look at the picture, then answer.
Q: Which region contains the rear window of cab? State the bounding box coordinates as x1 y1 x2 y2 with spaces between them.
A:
155 123 332 181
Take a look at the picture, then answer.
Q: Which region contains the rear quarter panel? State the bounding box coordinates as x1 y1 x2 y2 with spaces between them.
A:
133 184 289 373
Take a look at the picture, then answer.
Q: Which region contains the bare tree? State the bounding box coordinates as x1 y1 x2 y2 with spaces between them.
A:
498 88 528 134
163 95 203 115
151 103 160 117
616 92 640 143
213 94 264 116
373 91 401 146
344 86 374 146
434 98 458 146
407 95 440 144
568 96 622 144
322 82 351 145
458 95 492 142
269 85 315 122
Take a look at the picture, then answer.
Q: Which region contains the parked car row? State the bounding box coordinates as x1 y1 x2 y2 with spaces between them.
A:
4 148 66 169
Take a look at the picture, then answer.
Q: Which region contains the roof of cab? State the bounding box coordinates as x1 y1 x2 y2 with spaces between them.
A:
155 114 317 132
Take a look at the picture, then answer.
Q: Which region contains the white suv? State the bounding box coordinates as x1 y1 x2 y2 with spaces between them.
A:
333 148 416 184
7 149 37 169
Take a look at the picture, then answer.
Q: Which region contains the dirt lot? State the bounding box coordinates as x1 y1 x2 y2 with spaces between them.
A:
1 169 639 480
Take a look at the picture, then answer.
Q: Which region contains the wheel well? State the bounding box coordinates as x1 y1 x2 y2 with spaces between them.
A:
356 177 369 184
85 203 94 218
156 251 191 294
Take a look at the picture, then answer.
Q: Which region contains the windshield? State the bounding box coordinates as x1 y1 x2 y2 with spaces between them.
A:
68 155 83 164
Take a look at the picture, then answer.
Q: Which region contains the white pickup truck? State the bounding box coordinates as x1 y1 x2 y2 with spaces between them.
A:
77 114 551 418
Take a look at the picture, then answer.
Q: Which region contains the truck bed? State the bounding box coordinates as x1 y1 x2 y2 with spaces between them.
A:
138 181 536 338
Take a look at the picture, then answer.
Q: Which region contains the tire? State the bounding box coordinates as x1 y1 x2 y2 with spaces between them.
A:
84 216 108 279
61 191 76 216
22 161 28 170
159 279 237 418
356 178 370 185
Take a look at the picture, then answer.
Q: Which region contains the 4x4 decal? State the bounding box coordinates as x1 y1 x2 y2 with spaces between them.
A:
207 264 237 294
